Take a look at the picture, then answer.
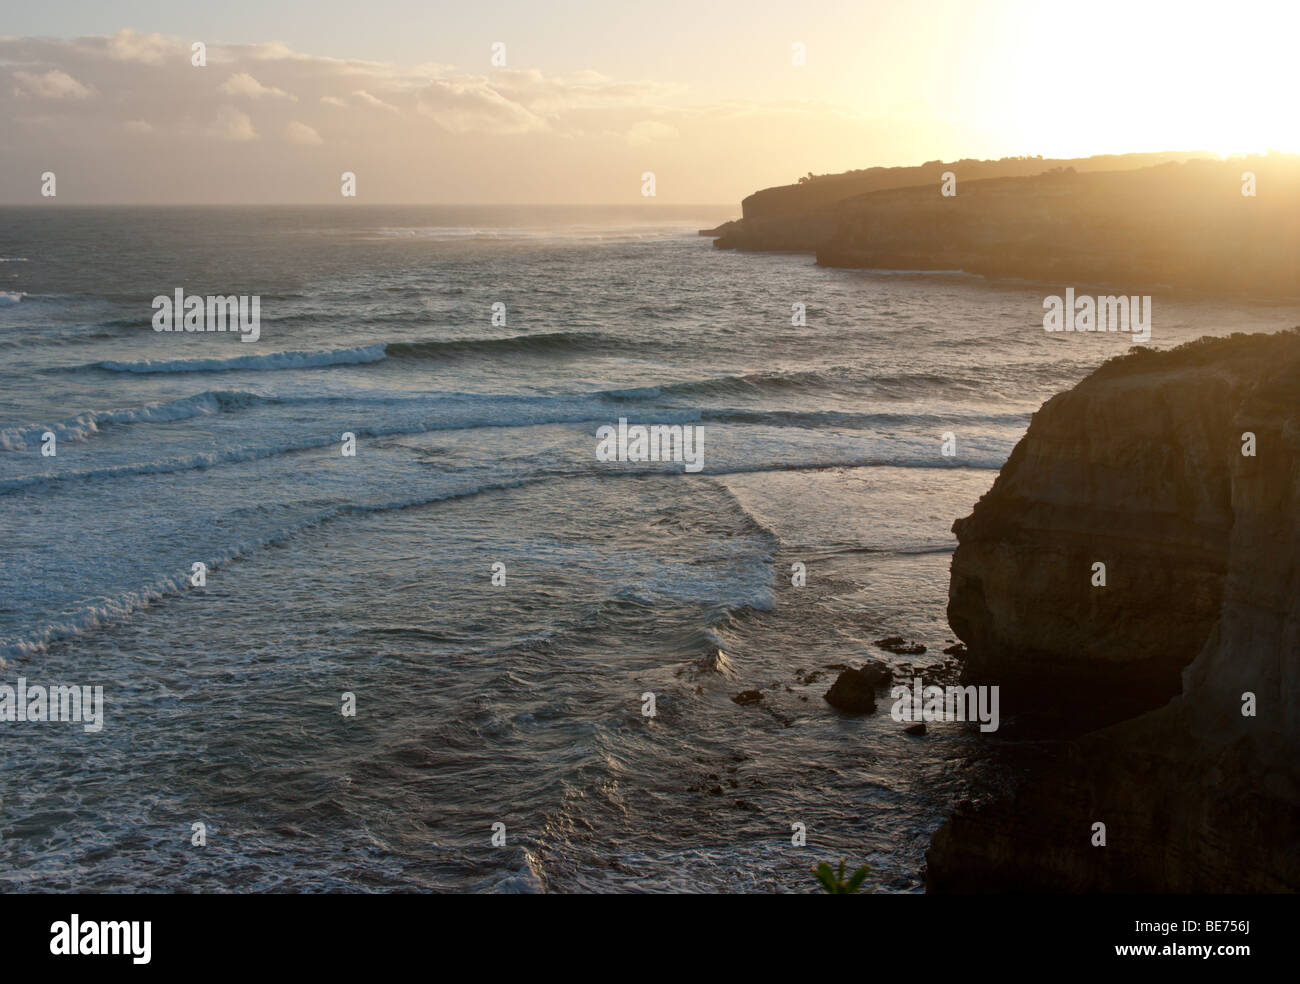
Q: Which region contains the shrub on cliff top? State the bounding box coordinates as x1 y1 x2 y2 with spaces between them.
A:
1092 327 1300 380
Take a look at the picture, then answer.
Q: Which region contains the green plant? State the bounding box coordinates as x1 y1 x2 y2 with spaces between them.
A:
813 858 870 894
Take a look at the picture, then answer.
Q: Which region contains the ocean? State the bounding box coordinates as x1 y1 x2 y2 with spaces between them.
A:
1 205 1296 892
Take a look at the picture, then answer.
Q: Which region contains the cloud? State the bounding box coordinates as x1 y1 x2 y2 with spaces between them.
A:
244 41 298 61
490 69 677 115
562 69 612 84
352 89 399 113
415 78 546 134
12 69 94 100
0 33 683 141
284 121 323 145
104 28 171 65
625 120 679 146
0 30 891 203
219 72 296 101
209 105 256 142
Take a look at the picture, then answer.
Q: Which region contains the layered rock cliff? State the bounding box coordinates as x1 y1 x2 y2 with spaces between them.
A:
929 329 1300 891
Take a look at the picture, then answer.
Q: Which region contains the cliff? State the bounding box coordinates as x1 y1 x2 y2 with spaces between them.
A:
709 151 1216 252
929 329 1300 891
713 153 1300 297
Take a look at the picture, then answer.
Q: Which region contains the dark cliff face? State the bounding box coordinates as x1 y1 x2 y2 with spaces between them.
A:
930 330 1300 892
948 340 1249 725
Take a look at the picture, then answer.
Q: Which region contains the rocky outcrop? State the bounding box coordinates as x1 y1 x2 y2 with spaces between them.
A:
929 330 1300 891
713 214 839 252
874 636 926 656
824 660 892 713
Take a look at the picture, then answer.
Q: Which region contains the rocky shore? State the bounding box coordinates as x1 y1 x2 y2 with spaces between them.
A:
928 330 1300 891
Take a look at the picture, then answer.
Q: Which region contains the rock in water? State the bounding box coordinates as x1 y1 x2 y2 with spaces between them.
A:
824 668 878 713
874 636 926 655
731 690 763 706
856 658 892 688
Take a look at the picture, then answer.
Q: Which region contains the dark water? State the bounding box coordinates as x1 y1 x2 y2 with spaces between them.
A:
1 205 1295 891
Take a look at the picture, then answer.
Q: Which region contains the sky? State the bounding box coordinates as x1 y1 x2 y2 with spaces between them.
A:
1 0 1296 204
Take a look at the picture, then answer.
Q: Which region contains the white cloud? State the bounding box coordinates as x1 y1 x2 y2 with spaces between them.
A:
104 28 172 65
244 41 297 62
352 89 399 113
0 35 683 140
208 105 257 142
12 69 94 100
219 72 296 101
285 121 323 145
415 78 547 134
0 31 880 203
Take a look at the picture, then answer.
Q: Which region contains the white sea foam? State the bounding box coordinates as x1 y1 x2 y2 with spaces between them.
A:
0 391 266 451
0 476 544 662
93 344 388 374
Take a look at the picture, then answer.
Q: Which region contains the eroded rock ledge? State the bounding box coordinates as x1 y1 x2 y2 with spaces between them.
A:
930 330 1300 891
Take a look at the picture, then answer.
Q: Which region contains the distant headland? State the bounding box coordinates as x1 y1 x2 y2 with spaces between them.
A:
706 152 1300 297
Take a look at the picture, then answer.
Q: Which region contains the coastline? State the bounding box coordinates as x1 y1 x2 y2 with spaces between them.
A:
707 153 1300 300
